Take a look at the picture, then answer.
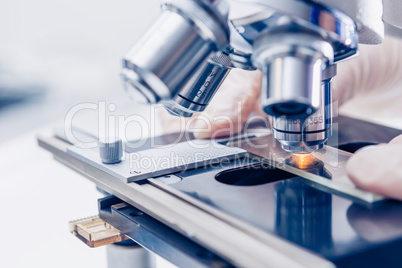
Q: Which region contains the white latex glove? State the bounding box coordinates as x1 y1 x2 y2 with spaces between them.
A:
190 36 402 200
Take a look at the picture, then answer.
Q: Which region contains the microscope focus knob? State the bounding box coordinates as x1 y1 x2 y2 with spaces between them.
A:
99 138 123 164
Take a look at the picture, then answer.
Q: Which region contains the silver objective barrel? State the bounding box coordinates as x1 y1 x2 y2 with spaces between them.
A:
272 65 336 153
121 0 230 106
253 32 334 118
161 51 232 117
252 31 335 153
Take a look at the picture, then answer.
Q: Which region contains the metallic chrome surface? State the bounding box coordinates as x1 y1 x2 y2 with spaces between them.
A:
68 140 247 183
37 135 334 268
231 0 358 61
100 196 228 268
254 32 334 118
38 117 402 266
121 0 359 154
226 0 357 153
39 127 384 205
227 21 255 70
322 64 337 80
272 79 333 153
165 0 229 48
122 11 212 103
228 49 255 70
107 244 156 268
122 0 229 104
274 130 332 153
228 135 385 204
162 51 232 117
99 138 123 164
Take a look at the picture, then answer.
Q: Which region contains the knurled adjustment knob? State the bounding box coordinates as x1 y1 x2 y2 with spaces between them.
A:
99 137 123 164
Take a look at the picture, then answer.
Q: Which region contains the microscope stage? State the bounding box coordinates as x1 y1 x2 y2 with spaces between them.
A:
38 116 402 267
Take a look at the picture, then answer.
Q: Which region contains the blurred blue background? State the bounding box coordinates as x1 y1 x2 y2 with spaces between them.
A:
0 1 177 267
0 0 160 140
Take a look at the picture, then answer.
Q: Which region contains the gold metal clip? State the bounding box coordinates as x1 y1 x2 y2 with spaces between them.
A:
69 215 128 248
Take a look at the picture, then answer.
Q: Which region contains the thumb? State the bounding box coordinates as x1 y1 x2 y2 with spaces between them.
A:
346 134 402 200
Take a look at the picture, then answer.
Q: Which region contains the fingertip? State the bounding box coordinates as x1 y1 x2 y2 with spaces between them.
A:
347 144 402 200
389 134 402 145
346 145 382 190
346 150 366 188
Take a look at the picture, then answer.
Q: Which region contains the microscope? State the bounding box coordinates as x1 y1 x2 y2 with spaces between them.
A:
121 0 360 153
38 0 402 267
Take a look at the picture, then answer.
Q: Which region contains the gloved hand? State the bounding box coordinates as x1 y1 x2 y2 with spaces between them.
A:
191 36 402 200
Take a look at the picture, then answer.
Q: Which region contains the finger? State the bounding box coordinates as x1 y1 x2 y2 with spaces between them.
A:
346 144 402 200
193 69 262 139
389 134 402 145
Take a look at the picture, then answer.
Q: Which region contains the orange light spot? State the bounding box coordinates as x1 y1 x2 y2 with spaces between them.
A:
292 153 317 169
